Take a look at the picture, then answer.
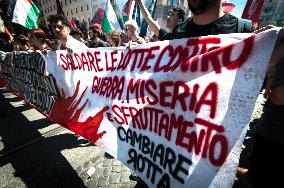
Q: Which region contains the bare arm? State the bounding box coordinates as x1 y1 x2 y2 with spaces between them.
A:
135 0 161 37
258 26 284 101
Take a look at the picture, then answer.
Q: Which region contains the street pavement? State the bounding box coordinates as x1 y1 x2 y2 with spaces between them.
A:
0 87 148 188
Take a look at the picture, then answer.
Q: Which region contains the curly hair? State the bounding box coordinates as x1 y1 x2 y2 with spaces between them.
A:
107 31 121 47
29 28 47 43
171 7 186 22
48 14 72 28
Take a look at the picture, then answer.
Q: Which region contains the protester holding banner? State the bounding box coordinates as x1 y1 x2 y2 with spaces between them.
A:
106 31 121 47
48 14 87 51
86 27 109 48
14 34 32 51
70 29 85 43
167 0 253 39
136 0 185 41
28 28 50 51
167 0 283 95
238 59 284 188
124 19 146 46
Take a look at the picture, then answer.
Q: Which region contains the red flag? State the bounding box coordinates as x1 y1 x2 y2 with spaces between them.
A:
56 0 64 15
70 18 77 29
242 0 265 28
90 8 104 27
222 0 235 14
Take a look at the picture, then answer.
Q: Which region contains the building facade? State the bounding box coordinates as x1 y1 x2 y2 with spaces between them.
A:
41 0 93 27
260 0 284 26
40 0 192 31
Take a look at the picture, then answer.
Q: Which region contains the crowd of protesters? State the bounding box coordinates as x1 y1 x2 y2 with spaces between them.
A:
1 0 284 187
0 13 158 53
0 0 188 53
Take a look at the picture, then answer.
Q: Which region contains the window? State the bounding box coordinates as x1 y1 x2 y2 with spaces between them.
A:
86 4 89 11
71 10 73 15
69 0 71 4
67 11 68 16
81 6 83 12
65 0 66 5
76 8 77 13
54 5 55 10
88 17 90 24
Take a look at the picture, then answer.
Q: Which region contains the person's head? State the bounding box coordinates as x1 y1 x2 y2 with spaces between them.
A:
106 31 121 47
89 27 101 40
14 34 31 51
119 32 128 46
0 32 10 43
167 7 185 29
124 20 139 39
70 29 84 42
88 24 102 38
48 14 72 41
187 0 221 15
93 23 102 32
28 28 48 50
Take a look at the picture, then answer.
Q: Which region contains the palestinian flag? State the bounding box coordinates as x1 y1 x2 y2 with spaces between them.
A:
242 0 265 28
12 0 40 29
122 0 135 23
101 0 121 33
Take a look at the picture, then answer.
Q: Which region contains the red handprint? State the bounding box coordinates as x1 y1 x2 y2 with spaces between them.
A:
67 106 109 143
50 81 88 125
49 81 108 143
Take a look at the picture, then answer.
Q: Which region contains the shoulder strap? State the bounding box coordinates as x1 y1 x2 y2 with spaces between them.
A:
238 18 253 33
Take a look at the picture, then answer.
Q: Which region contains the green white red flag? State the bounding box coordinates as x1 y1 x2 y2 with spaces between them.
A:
12 0 40 29
101 0 122 33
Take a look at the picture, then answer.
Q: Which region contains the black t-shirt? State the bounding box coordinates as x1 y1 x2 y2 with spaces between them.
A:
0 41 14 52
273 58 284 87
165 14 253 40
88 40 108 48
158 28 172 40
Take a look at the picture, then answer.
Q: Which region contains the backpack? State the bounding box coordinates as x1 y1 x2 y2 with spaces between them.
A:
237 18 253 33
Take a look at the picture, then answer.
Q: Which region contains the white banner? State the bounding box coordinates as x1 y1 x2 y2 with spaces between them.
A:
1 28 281 187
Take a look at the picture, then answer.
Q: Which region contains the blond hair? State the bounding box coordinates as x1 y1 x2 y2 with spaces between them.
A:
124 19 139 31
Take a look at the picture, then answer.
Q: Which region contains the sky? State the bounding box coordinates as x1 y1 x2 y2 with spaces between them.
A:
230 0 247 17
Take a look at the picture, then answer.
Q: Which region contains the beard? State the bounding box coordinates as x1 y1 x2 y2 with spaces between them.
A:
188 0 217 15
54 32 63 39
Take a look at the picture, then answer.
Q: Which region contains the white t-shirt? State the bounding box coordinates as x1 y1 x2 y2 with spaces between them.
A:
59 35 88 51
